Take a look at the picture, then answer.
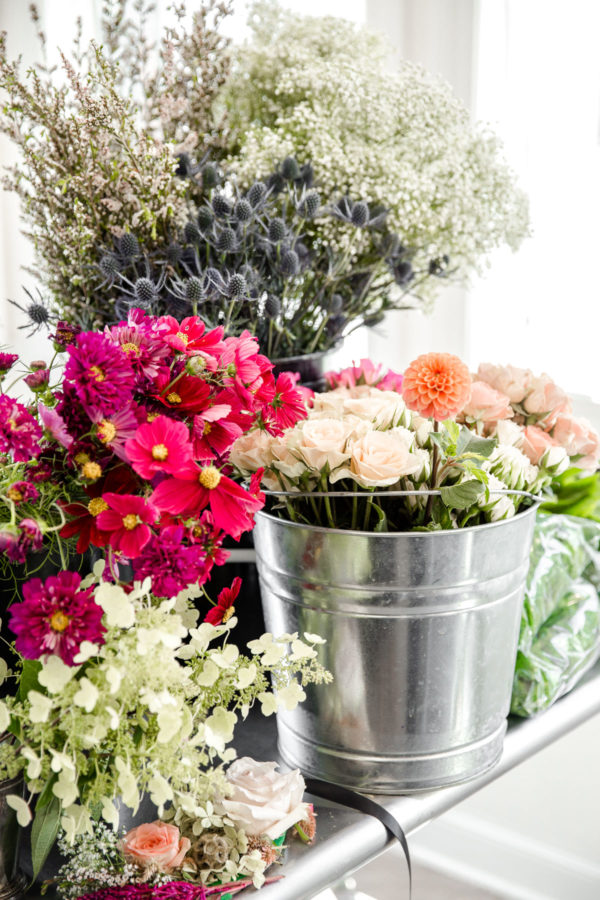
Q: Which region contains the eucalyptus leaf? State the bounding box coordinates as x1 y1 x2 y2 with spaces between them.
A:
440 480 485 510
31 794 61 880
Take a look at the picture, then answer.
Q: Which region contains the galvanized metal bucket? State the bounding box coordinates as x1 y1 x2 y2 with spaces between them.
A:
254 502 538 793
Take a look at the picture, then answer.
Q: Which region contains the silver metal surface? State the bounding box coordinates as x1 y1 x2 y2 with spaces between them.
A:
0 774 27 899
254 507 538 793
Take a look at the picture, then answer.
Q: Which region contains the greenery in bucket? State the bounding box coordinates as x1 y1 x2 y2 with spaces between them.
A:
231 354 600 531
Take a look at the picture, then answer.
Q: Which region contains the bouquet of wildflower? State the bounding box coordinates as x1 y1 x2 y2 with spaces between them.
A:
0 562 329 888
93 156 441 358
0 0 232 327
224 2 530 306
0 309 306 600
231 354 600 532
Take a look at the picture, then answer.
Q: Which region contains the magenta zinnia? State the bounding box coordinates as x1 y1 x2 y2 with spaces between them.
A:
64 332 136 418
8 571 105 666
0 395 43 461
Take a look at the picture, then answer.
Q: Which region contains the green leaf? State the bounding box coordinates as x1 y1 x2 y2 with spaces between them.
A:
443 419 460 446
456 429 496 459
440 480 485 510
35 775 58 811
31 795 61 880
18 659 42 702
372 504 388 532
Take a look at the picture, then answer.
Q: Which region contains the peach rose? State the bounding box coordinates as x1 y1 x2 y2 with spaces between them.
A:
119 821 190 872
229 430 275 475
222 758 308 841
552 414 600 471
523 373 571 425
476 363 532 403
330 429 422 487
294 417 353 472
521 425 560 465
461 381 513 425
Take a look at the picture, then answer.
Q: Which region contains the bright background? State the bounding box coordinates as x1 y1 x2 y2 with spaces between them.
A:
1 2 599 897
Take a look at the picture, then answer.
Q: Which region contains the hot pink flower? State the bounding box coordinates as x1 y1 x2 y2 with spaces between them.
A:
220 331 263 384
109 314 171 380
132 525 209 598
6 481 39 504
378 370 404 392
153 372 212 413
0 352 18 374
461 381 513 426
158 315 225 363
204 576 242 625
125 415 194 480
97 493 158 558
38 402 74 449
191 405 243 461
151 465 263 540
0 396 42 461
8 571 105 666
94 403 143 462
264 372 308 433
65 332 136 418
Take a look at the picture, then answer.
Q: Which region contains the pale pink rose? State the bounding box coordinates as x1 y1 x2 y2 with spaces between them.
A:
330 430 422 487
343 390 407 428
494 420 524 447
552 414 600 471
119 821 190 872
523 373 571 425
270 434 306 479
222 758 308 841
229 429 275 475
295 417 353 472
461 381 513 425
521 425 560 465
477 363 533 403
310 388 351 417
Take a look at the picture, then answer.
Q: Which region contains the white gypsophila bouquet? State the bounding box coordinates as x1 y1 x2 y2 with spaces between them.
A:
0 560 330 887
223 2 530 305
230 354 598 532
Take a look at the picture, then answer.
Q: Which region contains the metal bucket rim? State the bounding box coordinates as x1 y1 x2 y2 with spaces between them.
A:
255 500 540 538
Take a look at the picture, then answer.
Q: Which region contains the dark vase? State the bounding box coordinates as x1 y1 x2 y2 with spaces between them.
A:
271 344 342 392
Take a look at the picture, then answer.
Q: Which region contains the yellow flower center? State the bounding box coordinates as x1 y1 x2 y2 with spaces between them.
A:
50 611 70 633
147 412 160 422
122 514 139 530
81 461 102 481
199 466 221 490
75 452 90 466
97 420 117 444
203 421 212 435
176 332 189 345
7 487 23 502
167 392 182 404
88 497 109 517
222 606 235 623
121 342 140 356
89 365 105 382
151 443 169 461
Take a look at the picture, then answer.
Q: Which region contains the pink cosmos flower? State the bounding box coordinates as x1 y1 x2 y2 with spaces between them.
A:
204 576 242 625
65 332 136 418
96 493 158 558
265 372 308 432
94 403 143 462
461 381 513 427
125 415 194 480
153 372 212 414
191 405 243 462
0 396 42 461
220 331 263 384
151 465 263 540
158 315 225 364
38 402 74 449
8 571 105 666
